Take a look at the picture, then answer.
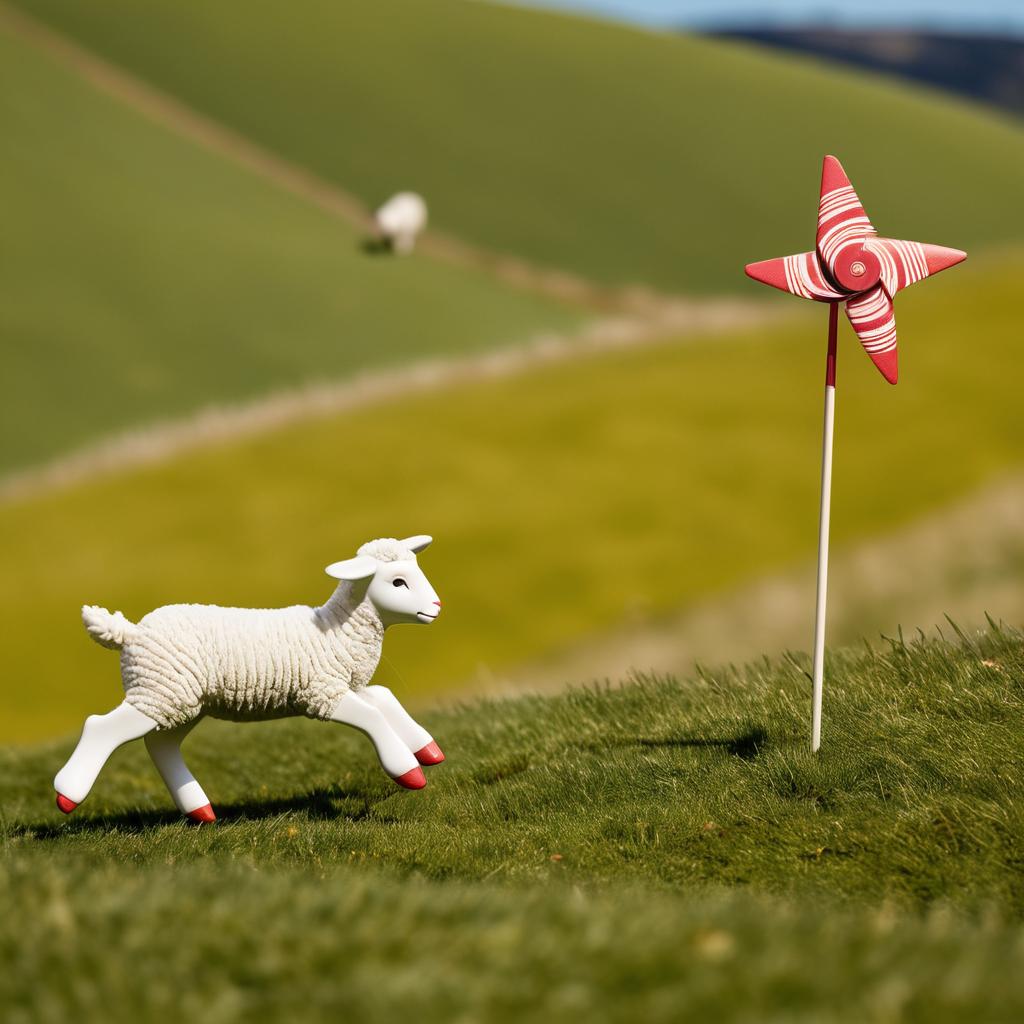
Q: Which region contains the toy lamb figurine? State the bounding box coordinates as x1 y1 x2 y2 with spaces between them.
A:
54 536 445 823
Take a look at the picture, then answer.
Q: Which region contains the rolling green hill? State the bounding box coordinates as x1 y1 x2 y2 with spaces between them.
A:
3 629 1023 1021
0 16 580 474
10 0 1024 294
1 251 1019 742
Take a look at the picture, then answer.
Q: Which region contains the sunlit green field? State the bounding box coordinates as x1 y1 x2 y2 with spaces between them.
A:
4 629 1023 1021
2 252 1019 742
10 0 1024 293
0 17 580 473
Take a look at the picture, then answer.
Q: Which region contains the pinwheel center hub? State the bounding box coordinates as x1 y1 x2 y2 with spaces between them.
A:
832 246 880 293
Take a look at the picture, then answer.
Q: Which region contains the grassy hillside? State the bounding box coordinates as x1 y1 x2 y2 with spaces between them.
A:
0 17 580 473
10 0 1024 293
1 252 1020 742
3 629 1024 1021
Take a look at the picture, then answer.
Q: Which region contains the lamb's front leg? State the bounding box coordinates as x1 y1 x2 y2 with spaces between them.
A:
361 685 445 765
329 692 426 790
145 720 216 824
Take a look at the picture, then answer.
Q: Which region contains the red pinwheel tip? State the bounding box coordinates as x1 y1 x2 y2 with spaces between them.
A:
744 257 789 292
874 346 899 385
820 155 852 195
922 244 967 276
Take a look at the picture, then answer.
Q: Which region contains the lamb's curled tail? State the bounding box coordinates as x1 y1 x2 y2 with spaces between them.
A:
81 605 137 650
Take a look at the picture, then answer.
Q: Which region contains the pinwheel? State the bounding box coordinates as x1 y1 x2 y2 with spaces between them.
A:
745 155 965 751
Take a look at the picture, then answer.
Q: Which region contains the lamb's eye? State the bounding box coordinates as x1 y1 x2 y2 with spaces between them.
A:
392 578 408 588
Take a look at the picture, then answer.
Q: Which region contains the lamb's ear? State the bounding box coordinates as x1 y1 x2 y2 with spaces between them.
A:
325 556 377 581
400 535 432 553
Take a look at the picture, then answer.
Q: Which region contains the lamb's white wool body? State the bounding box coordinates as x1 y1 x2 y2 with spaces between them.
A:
55 537 445 821
112 590 384 729
375 191 427 254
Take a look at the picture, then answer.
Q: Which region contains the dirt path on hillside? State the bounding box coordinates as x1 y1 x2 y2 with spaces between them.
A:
474 472 1024 699
0 300 779 506
0 2 710 315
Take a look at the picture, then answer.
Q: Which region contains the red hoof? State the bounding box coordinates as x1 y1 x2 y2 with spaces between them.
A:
394 766 427 790
56 794 78 814
186 803 217 824
414 741 445 766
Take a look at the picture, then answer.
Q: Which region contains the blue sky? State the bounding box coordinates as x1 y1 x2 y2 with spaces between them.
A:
502 0 1024 34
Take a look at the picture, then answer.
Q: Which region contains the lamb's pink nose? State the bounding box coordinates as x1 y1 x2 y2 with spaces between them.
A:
434 601 442 608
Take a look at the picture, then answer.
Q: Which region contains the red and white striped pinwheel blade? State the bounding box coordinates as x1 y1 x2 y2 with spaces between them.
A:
816 155 875 278
864 238 967 297
845 285 898 384
744 252 845 301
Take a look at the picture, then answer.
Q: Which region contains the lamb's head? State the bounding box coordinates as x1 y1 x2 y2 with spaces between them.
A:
325 536 440 627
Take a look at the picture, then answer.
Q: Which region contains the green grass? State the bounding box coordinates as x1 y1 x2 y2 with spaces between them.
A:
1 251 1020 742
0 18 580 473
3 629 1024 1021
11 0 1024 293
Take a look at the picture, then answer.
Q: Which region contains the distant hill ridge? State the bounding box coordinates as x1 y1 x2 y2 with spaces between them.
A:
715 29 1024 116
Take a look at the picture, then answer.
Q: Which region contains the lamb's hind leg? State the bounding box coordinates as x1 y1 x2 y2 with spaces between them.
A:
145 719 215 824
329 692 426 790
361 685 445 766
53 702 157 812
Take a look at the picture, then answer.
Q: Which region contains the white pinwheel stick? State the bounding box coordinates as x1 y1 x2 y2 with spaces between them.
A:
811 302 839 753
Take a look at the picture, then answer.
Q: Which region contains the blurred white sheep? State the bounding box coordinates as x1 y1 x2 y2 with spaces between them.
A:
374 191 428 254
